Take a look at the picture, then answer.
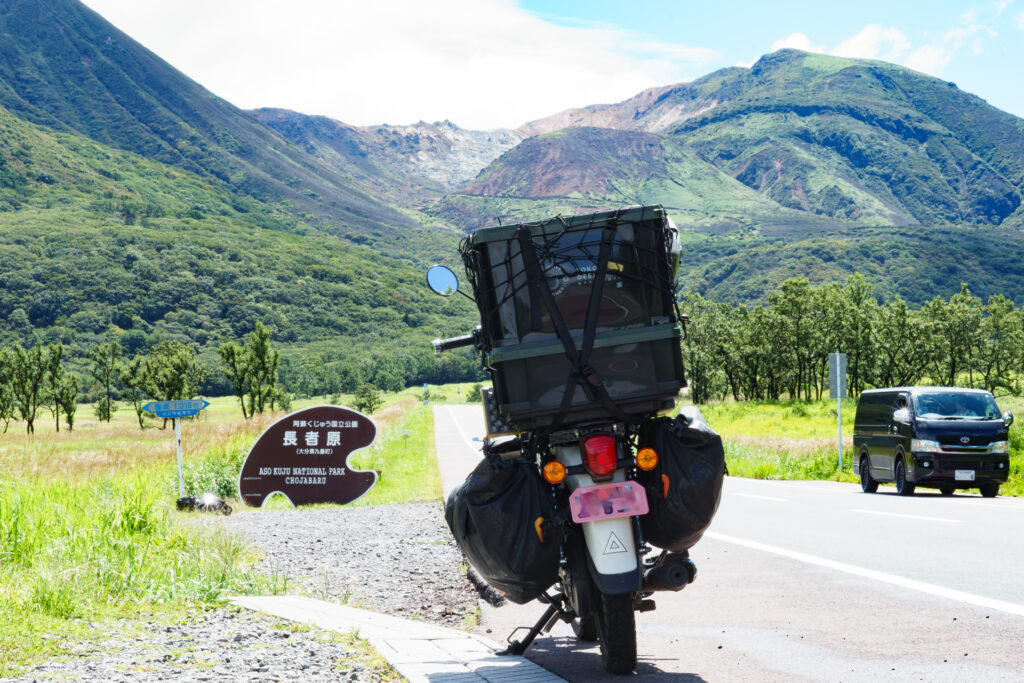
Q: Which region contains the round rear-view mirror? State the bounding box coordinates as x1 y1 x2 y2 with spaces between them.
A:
426 265 459 296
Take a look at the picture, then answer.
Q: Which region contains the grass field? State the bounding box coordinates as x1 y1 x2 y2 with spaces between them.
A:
690 395 1024 496
4 382 1021 674
0 384 469 676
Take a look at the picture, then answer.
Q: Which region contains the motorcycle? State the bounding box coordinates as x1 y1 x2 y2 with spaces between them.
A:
427 206 721 675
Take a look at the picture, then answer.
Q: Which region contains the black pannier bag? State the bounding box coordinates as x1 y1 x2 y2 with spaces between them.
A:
444 443 565 604
637 409 725 552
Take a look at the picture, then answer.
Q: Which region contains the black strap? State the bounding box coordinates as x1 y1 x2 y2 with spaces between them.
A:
515 221 637 428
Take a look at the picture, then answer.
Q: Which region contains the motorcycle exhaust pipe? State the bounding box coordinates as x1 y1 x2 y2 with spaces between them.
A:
642 557 697 592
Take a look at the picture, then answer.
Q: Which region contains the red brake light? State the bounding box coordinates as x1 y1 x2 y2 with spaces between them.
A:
582 435 618 478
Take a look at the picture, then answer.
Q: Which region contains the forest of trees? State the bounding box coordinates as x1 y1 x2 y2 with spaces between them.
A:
680 274 1024 404
8 273 1024 429
0 323 290 433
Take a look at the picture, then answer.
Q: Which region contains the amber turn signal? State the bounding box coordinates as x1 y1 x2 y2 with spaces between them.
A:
543 460 567 484
636 447 659 471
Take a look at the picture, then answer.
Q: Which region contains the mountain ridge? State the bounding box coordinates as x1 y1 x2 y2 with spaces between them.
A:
0 0 429 243
5 2 1024 394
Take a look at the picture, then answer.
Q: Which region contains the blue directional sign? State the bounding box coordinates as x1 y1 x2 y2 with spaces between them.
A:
143 399 211 418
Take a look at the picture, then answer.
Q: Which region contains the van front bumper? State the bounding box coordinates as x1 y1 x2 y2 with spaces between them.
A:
910 452 1010 485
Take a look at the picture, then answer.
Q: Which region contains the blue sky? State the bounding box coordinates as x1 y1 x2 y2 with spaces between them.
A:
521 0 1024 115
82 0 1024 129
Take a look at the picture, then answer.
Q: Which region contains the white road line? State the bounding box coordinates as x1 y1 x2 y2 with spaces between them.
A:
852 509 963 523
735 493 788 502
706 531 1024 617
446 406 481 452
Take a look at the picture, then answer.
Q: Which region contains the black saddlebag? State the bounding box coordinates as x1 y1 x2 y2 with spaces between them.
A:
637 409 725 552
444 443 564 604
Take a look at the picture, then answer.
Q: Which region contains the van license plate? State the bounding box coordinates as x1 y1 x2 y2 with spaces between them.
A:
955 470 975 481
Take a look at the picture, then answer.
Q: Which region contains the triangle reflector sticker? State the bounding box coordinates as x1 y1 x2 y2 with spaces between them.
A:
603 531 627 555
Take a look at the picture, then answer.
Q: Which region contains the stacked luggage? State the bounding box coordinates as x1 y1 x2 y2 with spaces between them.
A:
445 205 725 602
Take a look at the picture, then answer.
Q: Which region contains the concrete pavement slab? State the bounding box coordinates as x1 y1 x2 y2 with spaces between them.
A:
231 595 563 683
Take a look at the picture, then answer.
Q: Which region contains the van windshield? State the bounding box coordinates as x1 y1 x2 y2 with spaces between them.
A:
914 392 1002 420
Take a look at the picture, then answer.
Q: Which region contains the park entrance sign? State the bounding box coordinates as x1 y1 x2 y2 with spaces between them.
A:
238 405 378 507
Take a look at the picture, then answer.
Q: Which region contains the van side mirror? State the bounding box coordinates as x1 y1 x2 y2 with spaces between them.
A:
893 408 912 425
1004 412 1014 427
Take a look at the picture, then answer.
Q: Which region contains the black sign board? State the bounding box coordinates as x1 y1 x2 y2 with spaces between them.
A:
238 405 378 507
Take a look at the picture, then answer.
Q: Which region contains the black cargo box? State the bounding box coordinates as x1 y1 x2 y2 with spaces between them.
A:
461 205 685 431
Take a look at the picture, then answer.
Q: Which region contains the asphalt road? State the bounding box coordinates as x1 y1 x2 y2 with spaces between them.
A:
434 405 1024 682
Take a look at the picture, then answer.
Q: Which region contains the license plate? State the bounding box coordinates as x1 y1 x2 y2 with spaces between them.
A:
955 470 975 481
569 481 649 523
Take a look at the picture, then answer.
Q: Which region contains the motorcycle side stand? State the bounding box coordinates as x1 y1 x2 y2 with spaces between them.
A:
497 592 572 656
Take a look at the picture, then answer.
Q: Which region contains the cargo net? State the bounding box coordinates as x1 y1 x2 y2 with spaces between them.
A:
459 210 679 348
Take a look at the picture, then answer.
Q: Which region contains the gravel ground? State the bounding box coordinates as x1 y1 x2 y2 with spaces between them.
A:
9 502 481 682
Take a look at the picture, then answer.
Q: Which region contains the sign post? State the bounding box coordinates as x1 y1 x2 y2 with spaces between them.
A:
828 353 847 472
143 399 211 498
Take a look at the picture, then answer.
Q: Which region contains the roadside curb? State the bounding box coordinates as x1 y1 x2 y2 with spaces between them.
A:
231 595 564 682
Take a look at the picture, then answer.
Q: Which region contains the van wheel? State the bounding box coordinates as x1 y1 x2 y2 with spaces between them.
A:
859 458 878 493
940 486 955 496
980 483 999 498
895 459 915 496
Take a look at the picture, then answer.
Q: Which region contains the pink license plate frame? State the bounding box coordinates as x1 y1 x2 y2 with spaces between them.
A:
569 481 649 523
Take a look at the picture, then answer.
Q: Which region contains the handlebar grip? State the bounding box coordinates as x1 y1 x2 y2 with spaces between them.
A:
432 334 476 353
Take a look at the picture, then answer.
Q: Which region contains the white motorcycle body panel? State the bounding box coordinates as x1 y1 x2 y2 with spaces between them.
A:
555 445 638 576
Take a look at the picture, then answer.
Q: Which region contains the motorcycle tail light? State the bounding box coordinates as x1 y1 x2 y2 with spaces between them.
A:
582 435 618 479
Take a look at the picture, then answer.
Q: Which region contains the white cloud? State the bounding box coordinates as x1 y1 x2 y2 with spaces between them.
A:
902 20 996 76
831 25 910 61
904 43 954 75
770 33 825 53
994 0 1012 14
1016 9 1024 27
80 0 718 130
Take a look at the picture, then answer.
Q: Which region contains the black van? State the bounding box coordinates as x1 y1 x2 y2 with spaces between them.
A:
853 387 1013 497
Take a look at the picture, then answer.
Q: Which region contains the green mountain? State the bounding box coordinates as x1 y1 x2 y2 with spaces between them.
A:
4 0 1024 399
0 0 478 395
435 50 1024 233
0 0 433 246
0 98 479 395
249 109 524 210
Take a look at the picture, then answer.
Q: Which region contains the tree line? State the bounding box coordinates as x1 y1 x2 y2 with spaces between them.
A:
0 322 285 434
681 275 1024 404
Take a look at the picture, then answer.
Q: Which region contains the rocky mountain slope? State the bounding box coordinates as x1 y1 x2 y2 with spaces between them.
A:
5 0 1024 374
250 110 524 208
434 50 1024 234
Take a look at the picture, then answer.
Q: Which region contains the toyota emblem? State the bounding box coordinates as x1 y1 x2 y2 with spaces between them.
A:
960 436 970 444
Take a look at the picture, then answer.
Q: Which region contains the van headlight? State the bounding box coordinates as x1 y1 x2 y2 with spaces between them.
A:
912 439 941 452
990 441 1009 453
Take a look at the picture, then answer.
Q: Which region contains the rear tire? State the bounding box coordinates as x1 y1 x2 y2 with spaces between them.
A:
596 592 637 675
940 486 955 496
860 458 878 493
561 537 598 642
980 482 999 498
895 459 915 496
572 613 599 641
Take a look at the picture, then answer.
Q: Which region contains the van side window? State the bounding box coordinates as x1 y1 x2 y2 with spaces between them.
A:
863 393 890 423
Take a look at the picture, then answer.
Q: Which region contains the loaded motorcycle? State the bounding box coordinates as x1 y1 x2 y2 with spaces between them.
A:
428 205 725 674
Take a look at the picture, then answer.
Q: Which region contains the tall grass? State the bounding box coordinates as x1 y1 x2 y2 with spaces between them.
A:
693 397 1024 493
0 468 283 674
0 391 446 675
